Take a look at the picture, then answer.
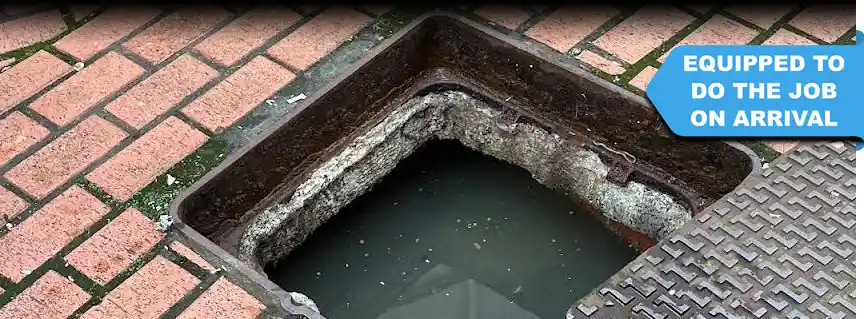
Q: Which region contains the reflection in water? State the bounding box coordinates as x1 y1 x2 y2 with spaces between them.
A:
267 140 639 319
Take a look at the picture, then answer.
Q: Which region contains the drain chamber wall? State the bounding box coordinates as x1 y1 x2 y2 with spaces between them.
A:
237 91 691 269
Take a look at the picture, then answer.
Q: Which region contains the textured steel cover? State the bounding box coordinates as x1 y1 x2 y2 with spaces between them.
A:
571 142 856 318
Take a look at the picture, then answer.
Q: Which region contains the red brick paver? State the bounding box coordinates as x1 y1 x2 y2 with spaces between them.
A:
765 141 799 154
763 29 818 45
474 6 531 30
0 50 72 114
594 6 695 64
789 5 856 43
54 7 161 61
65 208 165 284
87 117 208 200
268 6 372 70
0 187 27 220
0 271 90 319
0 112 48 165
123 7 232 64
0 186 109 282
658 15 759 62
178 277 264 319
630 66 658 91
170 242 215 272
525 6 618 52
5 116 127 198
183 56 296 131
195 7 302 67
30 51 145 126
82 256 199 319
0 10 66 54
725 5 792 29
106 54 217 129
576 50 625 75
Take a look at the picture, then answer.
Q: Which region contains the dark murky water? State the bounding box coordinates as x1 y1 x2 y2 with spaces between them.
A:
267 140 639 319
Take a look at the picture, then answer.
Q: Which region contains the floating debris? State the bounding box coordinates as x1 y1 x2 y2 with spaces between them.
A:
473 242 482 250
73 62 85 71
359 239 365 244
287 93 307 104
166 174 176 186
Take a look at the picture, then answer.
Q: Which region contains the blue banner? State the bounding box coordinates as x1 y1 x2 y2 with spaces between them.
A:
647 31 863 150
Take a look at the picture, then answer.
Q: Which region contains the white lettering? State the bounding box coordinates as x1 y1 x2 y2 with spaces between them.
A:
692 83 707 99
733 111 750 126
789 83 838 99
828 56 844 71
684 55 698 71
813 55 829 71
691 111 707 126
684 55 808 72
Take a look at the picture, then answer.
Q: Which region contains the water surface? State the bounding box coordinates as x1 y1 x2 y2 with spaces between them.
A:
268 140 639 319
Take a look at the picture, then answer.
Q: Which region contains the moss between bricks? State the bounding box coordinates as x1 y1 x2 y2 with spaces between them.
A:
740 140 782 163
128 137 228 221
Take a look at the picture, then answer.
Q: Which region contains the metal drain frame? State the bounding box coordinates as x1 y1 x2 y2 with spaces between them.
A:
167 12 776 317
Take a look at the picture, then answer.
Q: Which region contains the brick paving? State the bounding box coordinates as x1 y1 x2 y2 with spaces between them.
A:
0 4 855 318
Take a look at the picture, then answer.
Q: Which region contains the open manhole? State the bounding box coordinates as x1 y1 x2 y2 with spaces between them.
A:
170 13 760 318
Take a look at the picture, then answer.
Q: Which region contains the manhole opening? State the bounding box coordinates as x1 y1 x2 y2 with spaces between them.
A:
265 137 642 319
170 13 759 317
239 90 703 317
